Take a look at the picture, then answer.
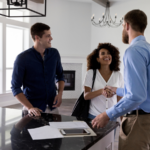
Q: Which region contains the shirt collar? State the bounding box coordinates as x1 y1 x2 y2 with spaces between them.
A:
130 35 146 46
32 46 48 55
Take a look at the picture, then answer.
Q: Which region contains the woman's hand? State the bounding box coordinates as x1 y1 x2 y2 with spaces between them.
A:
84 87 109 100
101 86 117 98
105 86 117 94
101 89 114 98
105 88 115 98
101 89 107 97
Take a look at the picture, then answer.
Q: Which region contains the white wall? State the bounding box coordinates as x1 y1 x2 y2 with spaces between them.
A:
91 0 150 75
35 0 91 58
30 0 92 99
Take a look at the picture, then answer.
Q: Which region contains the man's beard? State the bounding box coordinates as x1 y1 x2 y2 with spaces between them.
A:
122 29 129 44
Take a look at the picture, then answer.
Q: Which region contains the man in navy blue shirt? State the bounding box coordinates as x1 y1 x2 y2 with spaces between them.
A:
11 23 65 116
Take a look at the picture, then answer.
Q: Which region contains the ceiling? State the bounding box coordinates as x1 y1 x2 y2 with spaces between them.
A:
69 0 92 2
69 0 129 3
68 0 132 7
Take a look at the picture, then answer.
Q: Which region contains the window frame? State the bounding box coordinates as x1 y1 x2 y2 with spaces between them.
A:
5 25 26 92
0 3 31 94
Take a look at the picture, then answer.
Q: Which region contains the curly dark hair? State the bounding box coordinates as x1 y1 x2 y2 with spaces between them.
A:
87 43 120 71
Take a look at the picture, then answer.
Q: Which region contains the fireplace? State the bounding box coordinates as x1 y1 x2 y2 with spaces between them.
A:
63 70 75 91
61 62 84 99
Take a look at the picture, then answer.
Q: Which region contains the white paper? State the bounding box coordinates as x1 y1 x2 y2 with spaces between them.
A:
49 121 89 129
28 126 63 140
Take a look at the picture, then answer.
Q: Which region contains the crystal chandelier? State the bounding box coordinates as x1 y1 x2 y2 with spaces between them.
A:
91 1 123 28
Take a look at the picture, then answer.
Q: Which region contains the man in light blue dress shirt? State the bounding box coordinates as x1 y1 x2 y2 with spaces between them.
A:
92 10 150 150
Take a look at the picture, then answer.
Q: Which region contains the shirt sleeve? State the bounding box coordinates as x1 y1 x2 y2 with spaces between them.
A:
83 70 93 88
55 50 65 83
119 72 124 88
106 47 147 120
116 73 124 97
116 88 124 97
11 54 25 96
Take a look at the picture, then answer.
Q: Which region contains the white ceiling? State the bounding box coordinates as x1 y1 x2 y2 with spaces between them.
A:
69 0 91 2
69 0 130 3
68 0 133 7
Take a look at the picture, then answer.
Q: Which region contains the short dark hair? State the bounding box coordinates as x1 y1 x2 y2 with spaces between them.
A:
30 23 50 41
87 43 120 71
124 9 147 33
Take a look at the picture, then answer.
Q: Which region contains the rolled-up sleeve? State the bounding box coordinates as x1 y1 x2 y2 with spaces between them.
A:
116 88 124 97
11 54 25 96
116 72 124 97
55 51 65 83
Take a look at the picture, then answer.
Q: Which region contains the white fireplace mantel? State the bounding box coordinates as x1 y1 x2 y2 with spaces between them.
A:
61 56 87 99
61 56 87 64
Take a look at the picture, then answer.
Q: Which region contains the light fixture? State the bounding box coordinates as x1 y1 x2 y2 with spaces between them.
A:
91 1 123 28
0 0 47 17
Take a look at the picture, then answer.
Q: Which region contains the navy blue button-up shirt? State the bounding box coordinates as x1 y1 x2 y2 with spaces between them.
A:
11 47 64 111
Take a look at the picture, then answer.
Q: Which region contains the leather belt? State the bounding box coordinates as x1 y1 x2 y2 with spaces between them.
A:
124 109 150 117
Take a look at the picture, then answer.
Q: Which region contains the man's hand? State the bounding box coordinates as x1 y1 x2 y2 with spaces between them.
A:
105 86 117 94
28 107 43 116
105 88 115 98
53 93 62 107
92 112 110 129
101 88 114 98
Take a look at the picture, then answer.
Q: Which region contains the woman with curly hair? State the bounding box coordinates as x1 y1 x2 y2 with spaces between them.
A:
83 43 124 120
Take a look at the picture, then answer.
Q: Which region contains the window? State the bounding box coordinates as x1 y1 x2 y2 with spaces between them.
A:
6 9 30 23
5 25 29 92
0 23 2 94
0 108 21 146
0 1 31 106
6 26 24 68
7 10 24 22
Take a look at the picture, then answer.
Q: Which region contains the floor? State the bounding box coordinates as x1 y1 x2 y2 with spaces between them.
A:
4 99 119 150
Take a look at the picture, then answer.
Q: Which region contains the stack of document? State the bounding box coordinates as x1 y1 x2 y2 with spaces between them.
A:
28 126 63 140
28 121 89 140
49 121 89 129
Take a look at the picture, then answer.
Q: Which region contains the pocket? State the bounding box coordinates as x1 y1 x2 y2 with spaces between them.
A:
120 116 137 139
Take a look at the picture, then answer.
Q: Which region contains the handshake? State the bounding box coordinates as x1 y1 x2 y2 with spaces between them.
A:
102 86 117 98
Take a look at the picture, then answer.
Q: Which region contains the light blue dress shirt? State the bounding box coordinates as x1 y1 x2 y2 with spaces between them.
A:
106 35 150 120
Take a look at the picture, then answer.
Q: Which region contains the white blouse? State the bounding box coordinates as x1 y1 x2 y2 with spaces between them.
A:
83 69 124 117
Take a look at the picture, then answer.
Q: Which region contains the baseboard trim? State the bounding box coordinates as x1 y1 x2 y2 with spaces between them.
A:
0 93 77 107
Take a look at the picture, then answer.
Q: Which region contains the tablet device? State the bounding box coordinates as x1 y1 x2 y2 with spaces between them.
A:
60 128 90 136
